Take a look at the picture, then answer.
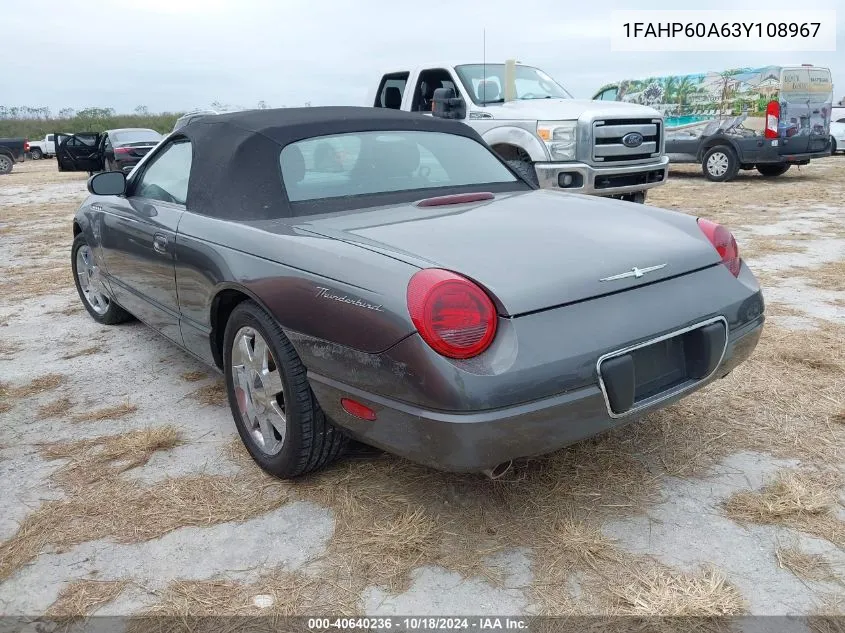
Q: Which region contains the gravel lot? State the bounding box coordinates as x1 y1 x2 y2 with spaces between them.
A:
1 158 844 624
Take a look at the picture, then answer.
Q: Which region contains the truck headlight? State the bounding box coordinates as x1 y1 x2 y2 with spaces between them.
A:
537 121 577 161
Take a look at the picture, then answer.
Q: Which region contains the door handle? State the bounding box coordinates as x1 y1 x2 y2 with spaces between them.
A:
153 233 168 254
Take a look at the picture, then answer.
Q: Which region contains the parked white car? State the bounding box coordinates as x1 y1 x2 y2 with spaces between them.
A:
831 106 845 154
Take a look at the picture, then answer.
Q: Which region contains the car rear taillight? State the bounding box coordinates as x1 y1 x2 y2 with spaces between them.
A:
24 140 30 151
697 218 741 277
764 100 780 139
406 268 498 359
114 147 131 155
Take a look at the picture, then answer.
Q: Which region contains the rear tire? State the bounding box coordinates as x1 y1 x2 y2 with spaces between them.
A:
831 137 838 154
0 153 14 175
223 300 348 479
702 145 739 182
756 163 790 177
505 159 540 187
30 148 43 160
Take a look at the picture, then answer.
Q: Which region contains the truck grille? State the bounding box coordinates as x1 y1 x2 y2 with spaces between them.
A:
592 118 662 163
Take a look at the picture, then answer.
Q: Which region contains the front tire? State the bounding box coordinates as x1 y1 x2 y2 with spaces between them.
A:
71 234 132 324
756 163 790 177
702 145 739 182
831 137 838 154
223 301 347 478
30 148 43 160
505 159 540 187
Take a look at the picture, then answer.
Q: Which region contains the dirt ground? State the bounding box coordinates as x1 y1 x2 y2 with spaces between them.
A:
1 158 844 625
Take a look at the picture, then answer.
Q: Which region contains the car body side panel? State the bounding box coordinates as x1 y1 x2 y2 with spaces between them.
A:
173 212 420 365
99 197 184 344
292 261 763 412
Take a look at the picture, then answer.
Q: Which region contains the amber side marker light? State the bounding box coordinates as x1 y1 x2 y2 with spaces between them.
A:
341 398 377 421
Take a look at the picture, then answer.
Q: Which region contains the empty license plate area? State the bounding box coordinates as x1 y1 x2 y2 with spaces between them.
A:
598 318 727 417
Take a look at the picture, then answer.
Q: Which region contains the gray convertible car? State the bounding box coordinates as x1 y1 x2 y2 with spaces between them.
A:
70 107 765 479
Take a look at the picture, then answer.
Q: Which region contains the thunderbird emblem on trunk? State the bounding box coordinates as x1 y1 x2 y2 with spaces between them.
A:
600 264 666 282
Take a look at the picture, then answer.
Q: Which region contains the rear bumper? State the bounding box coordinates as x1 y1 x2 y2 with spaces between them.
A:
309 312 764 472
534 155 669 196
754 141 832 164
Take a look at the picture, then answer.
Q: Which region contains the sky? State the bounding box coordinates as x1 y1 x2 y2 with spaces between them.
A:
4 0 843 114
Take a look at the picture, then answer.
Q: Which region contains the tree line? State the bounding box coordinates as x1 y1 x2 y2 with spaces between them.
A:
0 101 299 139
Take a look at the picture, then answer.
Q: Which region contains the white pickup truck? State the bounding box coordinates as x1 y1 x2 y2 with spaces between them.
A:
28 133 66 160
370 61 670 202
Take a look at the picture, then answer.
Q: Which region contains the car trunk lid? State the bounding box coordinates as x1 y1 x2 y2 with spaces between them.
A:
296 190 723 316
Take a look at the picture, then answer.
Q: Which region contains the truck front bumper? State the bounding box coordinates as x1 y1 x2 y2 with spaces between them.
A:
534 155 670 196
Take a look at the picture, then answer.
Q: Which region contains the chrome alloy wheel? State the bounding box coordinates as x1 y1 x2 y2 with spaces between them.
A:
231 326 286 455
706 151 729 177
75 245 110 315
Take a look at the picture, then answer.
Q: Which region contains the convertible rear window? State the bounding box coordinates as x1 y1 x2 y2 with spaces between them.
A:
279 131 518 203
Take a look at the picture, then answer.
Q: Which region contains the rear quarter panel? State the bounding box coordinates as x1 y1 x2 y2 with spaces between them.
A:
174 212 419 367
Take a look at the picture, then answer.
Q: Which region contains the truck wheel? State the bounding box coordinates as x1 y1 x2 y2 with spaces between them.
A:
756 164 790 177
30 148 43 160
0 154 14 175
505 159 539 187
702 146 738 182
831 137 838 154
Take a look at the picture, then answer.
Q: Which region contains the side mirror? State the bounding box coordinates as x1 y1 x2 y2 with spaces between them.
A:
432 87 466 120
87 171 126 196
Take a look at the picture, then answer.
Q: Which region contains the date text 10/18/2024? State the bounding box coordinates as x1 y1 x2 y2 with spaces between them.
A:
307 617 529 631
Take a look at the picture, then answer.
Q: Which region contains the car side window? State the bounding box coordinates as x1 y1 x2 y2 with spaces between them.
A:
837 117 845 123
132 140 193 206
104 135 112 151
47 134 54 142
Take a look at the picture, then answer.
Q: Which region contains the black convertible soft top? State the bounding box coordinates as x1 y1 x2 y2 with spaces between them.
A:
177 106 514 220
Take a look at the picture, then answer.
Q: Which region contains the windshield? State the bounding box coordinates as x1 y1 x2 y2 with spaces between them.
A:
455 64 573 105
279 130 518 205
111 129 162 145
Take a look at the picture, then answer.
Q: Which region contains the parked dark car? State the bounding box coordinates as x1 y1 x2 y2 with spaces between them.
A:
69 107 765 479
56 128 163 174
0 138 28 174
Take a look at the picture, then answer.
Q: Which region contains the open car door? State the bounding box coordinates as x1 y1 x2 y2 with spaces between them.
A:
54 132 103 172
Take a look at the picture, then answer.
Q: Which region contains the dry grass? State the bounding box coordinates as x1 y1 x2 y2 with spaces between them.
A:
181 370 207 382
0 427 290 582
803 260 845 293
36 396 75 420
45 579 128 619
745 237 807 258
0 265 73 300
0 338 21 359
61 346 100 360
70 402 138 423
46 304 83 316
776 542 839 583
724 470 845 547
608 565 745 616
5 373 66 398
187 381 227 406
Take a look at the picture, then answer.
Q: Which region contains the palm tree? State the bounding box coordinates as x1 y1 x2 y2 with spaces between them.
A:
673 76 696 115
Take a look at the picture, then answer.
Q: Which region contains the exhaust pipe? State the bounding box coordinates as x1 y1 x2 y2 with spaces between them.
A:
482 460 513 480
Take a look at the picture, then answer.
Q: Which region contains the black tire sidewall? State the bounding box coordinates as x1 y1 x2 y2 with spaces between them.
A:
222 302 311 478
702 146 738 182
0 154 13 175
756 164 790 177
